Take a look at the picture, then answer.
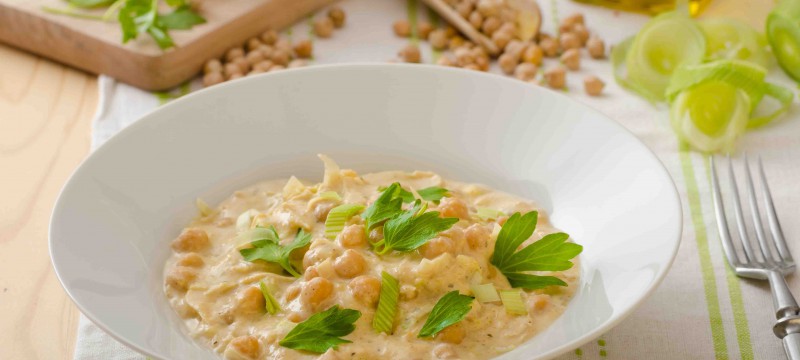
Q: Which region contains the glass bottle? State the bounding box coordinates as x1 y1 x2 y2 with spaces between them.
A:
571 0 711 15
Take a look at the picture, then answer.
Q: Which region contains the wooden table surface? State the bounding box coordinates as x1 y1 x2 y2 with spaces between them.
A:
0 43 97 359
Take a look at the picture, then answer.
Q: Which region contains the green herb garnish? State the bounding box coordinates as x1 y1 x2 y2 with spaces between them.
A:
362 183 405 231
279 305 361 353
375 200 458 255
417 186 450 204
259 281 281 315
239 227 311 277
373 271 400 334
490 211 582 290
418 291 474 338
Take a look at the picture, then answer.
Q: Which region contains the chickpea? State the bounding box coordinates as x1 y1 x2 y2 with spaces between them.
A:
455 1 473 18
481 16 501 36
584 75 605 96
437 55 456 67
560 48 580 71
587 36 605 59
327 7 346 28
429 29 449 50
503 40 525 60
433 344 459 359
270 49 291 66
474 55 490 71
573 23 590 45
418 21 434 40
531 294 551 311
165 266 196 291
334 249 367 278
301 277 334 309
314 17 335 38
257 44 274 59
284 285 301 302
558 23 574 36
225 335 260 360
420 236 455 259
203 59 222 74
368 226 384 244
289 59 308 68
253 60 274 73
348 275 381 306
436 323 466 344
468 11 483 29
559 32 581 51
235 286 266 316
471 46 488 59
544 66 566 89
448 35 466 50
399 44 421 63
454 47 475 66
393 19 411 37
293 39 313 59
497 22 516 35
223 63 241 79
491 30 512 50
465 223 490 249
287 311 306 323
260 29 279 45
233 57 250 73
245 50 265 67
514 62 538 81
229 73 244 81
477 0 501 17
274 38 292 53
172 228 210 252
462 64 481 71
246 37 263 52
302 245 333 269
225 47 245 62
443 25 458 38
561 13 585 28
439 197 469 219
202 72 224 87
539 37 559 57
338 224 367 248
522 44 543 65
176 253 204 267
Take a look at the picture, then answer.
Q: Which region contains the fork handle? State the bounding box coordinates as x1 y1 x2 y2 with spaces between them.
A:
782 332 800 360
775 314 800 360
768 271 800 318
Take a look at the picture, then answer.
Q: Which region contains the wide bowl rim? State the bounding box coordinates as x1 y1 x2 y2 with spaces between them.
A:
49 63 682 360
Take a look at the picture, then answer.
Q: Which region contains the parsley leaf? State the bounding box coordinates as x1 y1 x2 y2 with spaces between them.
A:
279 305 362 353
362 183 405 231
417 186 450 204
490 211 582 290
159 5 205 30
239 227 311 277
378 200 459 254
418 291 474 338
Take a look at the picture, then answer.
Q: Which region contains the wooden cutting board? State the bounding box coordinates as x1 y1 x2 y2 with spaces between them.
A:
0 0 337 90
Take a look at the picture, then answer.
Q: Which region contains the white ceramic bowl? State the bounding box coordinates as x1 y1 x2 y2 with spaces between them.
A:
50 64 681 360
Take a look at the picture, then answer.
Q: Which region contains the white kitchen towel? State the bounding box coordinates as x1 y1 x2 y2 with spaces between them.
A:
77 0 800 359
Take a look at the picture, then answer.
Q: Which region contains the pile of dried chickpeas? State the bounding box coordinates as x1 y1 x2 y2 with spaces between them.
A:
393 1 606 96
201 7 346 87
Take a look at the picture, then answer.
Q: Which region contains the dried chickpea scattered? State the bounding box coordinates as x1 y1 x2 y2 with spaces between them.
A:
418 21 434 40
584 75 605 96
544 66 566 89
504 40 525 60
456 1 473 18
314 17 335 38
561 13 585 28
293 39 313 59
288 59 308 68
560 48 581 71
492 30 513 50
270 49 291 66
253 60 273 73
587 36 606 59
260 29 279 45
233 57 251 73
203 59 222 74
245 50 265 66
522 44 543 65
572 23 590 44
429 29 449 50
393 19 411 37
246 37 262 52
498 52 518 74
449 35 467 50
514 62 538 81
559 32 581 51
269 65 286 72
327 7 346 28
469 11 484 29
539 37 559 57
437 55 456 67
398 44 421 63
481 16 502 36
225 47 245 62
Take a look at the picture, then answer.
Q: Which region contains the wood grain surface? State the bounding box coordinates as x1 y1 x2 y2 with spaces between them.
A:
0 0 336 91
0 43 97 360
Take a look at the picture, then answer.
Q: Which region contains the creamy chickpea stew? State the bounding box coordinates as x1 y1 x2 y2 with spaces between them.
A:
164 156 582 360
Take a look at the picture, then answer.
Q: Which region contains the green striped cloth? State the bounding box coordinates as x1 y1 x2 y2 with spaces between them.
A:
80 0 799 359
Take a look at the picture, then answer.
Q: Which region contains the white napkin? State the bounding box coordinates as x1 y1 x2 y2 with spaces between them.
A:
77 0 800 359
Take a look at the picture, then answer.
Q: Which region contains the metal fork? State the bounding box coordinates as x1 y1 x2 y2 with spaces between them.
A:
710 156 800 359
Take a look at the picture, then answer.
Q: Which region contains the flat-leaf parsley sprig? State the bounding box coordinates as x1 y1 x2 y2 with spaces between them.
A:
418 291 474 338
279 305 361 353
490 211 582 290
373 200 459 255
239 226 311 277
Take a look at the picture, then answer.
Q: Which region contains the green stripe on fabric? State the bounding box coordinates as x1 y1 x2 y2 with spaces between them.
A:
407 0 420 44
680 147 728 360
703 157 755 360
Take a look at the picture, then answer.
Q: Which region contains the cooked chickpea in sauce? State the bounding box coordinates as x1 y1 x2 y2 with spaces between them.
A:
164 155 580 359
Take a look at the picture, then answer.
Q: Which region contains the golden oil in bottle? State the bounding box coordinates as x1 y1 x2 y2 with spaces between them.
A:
572 0 711 15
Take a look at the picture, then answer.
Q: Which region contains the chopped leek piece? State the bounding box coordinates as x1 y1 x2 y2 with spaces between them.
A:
236 209 258 233
195 198 215 216
319 191 342 202
324 204 366 239
373 271 400 334
670 80 751 152
623 11 706 102
767 0 800 82
470 283 500 303
700 18 769 68
476 208 505 221
499 290 527 315
259 281 281 315
236 226 280 247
